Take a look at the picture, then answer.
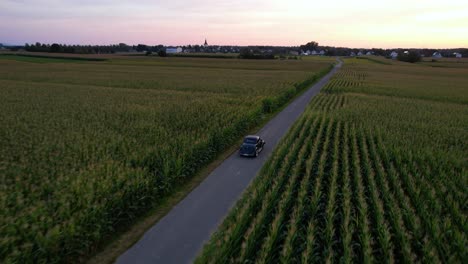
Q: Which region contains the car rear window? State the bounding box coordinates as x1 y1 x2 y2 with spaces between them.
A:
244 138 257 144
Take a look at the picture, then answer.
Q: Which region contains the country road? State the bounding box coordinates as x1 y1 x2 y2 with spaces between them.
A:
116 58 343 264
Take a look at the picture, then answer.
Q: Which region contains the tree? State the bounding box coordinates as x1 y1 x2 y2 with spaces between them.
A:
158 50 167 57
300 41 319 52
239 48 253 58
325 48 336 56
397 51 421 63
136 44 148 52
50 43 61 53
371 48 385 56
238 48 274 59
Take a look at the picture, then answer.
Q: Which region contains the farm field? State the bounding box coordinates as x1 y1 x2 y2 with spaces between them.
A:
0 54 335 262
198 58 468 263
418 57 468 69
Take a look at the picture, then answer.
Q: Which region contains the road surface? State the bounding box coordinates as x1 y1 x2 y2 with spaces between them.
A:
116 59 342 264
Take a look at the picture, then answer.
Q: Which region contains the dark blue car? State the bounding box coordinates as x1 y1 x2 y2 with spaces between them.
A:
239 135 265 157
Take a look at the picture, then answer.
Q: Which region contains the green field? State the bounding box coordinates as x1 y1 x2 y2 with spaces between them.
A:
0 54 334 262
198 58 468 263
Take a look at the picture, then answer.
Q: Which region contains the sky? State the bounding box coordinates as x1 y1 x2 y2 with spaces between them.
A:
1 0 467 48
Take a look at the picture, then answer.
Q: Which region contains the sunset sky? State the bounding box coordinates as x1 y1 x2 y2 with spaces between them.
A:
1 0 467 48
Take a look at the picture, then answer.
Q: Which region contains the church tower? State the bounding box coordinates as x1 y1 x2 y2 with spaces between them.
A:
203 38 208 47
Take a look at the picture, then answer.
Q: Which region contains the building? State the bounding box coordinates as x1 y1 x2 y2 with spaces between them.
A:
357 51 363 56
366 51 373 55
432 52 442 58
318 50 325 56
390 51 398 59
350 51 356 56
166 47 183 53
203 38 208 48
454 52 462 58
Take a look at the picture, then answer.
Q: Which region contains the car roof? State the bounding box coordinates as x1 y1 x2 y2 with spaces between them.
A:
245 135 260 140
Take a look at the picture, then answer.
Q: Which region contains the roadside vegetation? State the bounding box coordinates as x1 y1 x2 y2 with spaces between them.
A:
197 57 467 263
0 55 334 262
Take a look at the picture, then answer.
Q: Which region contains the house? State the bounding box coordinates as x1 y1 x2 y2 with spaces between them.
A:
166 47 183 54
350 51 356 56
357 51 363 56
390 51 398 59
311 50 318 55
432 52 442 58
454 52 462 58
366 51 373 55
318 50 325 56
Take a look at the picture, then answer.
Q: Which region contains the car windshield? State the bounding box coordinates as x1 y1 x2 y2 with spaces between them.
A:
244 138 257 144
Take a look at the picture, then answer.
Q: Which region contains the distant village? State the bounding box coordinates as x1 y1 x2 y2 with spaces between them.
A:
160 39 465 58
161 39 465 58
0 40 465 58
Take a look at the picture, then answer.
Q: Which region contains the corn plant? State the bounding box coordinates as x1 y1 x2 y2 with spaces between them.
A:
197 57 467 263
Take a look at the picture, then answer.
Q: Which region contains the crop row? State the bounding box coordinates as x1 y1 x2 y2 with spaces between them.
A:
333 68 368 80
322 79 363 93
198 57 467 264
309 93 346 112
198 109 466 262
0 58 335 262
322 68 366 94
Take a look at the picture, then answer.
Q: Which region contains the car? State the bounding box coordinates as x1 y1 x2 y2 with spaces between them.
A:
239 135 265 157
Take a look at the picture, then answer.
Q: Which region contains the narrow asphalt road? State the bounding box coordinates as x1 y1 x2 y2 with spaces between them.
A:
116 59 342 264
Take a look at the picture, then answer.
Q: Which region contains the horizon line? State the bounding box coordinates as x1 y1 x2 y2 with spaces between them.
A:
2 41 466 50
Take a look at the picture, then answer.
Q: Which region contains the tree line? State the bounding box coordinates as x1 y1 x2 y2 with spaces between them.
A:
23 42 165 54
4 41 466 59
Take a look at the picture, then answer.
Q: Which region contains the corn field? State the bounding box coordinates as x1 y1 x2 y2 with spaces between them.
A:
197 58 468 263
0 55 335 263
